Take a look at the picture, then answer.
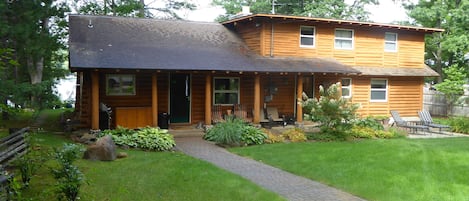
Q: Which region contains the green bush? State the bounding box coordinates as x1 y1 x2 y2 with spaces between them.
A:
350 126 404 139
241 126 267 145
302 83 359 139
354 116 384 131
105 127 175 151
306 132 340 141
281 128 307 142
204 117 267 146
204 117 244 146
51 143 85 201
445 117 469 134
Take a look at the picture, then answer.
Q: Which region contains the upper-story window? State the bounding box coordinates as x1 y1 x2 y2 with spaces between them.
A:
335 29 354 50
341 78 352 98
300 26 315 47
370 79 388 102
385 32 398 52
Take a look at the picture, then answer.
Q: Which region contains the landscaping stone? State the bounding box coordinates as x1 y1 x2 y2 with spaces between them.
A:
83 135 117 161
117 152 128 159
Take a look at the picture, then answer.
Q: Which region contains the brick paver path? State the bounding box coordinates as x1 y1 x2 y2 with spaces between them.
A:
175 136 366 201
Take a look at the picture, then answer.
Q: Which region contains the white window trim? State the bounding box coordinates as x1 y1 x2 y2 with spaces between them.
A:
300 26 316 48
384 32 398 52
341 78 352 98
334 28 354 50
213 77 240 105
370 78 388 102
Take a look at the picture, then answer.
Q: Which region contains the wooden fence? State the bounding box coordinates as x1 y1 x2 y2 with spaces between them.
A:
423 86 469 117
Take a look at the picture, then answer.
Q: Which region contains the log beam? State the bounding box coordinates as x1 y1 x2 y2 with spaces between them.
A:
205 74 212 125
152 73 158 127
296 74 303 123
253 74 261 123
91 71 99 130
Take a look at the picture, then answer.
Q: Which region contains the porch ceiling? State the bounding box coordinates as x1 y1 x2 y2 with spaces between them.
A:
68 15 359 74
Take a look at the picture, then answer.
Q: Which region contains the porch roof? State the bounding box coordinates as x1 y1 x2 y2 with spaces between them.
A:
352 65 439 77
68 15 359 74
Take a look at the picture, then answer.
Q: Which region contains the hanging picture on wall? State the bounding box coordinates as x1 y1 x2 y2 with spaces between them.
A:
106 74 136 96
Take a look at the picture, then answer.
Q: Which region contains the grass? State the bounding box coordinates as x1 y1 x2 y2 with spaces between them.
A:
21 132 285 201
230 138 469 201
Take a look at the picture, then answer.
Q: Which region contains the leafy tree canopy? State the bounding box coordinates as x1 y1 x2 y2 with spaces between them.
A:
404 0 469 82
213 0 378 22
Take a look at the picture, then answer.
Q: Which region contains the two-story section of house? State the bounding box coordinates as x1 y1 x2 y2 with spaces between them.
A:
68 14 443 130
223 14 441 118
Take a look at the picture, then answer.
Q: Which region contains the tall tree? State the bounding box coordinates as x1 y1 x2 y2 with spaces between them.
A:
213 0 378 21
404 0 469 82
72 0 196 19
2 0 69 109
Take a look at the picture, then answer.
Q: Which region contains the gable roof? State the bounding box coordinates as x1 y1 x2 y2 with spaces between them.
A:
222 14 444 33
68 15 359 74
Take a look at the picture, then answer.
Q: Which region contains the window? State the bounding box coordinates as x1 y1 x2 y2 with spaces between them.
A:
341 78 352 98
213 77 239 105
300 26 315 47
370 79 387 102
106 74 136 96
385 32 398 52
335 29 354 49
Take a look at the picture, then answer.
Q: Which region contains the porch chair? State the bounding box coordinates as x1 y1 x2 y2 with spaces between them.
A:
212 105 225 124
253 109 270 124
418 110 451 134
233 104 252 123
266 107 286 126
390 110 430 134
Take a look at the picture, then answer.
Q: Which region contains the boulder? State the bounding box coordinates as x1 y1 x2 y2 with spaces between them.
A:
83 135 117 161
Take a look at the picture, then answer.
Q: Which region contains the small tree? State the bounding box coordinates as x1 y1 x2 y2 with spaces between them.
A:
434 64 467 116
302 83 359 138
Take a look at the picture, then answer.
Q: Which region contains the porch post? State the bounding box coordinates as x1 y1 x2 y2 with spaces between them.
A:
253 74 261 123
205 74 212 125
91 71 99 130
296 74 303 123
152 73 158 127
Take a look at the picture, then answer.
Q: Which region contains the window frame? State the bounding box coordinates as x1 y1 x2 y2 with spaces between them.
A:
370 78 388 102
105 74 136 96
384 32 398 52
299 26 316 48
334 28 354 50
341 78 352 98
213 77 240 105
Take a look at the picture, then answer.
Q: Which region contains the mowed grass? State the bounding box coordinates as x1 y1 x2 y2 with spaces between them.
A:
24 133 285 201
230 138 469 201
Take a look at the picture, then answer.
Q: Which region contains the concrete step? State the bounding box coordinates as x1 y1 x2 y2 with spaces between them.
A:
169 129 205 138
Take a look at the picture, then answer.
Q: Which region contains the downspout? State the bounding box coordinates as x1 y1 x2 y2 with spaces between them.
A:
270 21 274 57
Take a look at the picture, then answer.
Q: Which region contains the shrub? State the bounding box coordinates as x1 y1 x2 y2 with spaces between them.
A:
445 116 469 134
51 143 85 201
107 127 175 151
13 147 49 187
306 132 340 142
263 129 284 144
281 128 307 142
302 83 359 139
204 117 244 146
350 126 404 139
354 116 384 131
241 126 267 145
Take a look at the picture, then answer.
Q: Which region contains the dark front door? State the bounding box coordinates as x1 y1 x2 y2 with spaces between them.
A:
170 74 191 123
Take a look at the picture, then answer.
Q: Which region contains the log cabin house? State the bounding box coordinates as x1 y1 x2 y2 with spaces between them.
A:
68 14 443 130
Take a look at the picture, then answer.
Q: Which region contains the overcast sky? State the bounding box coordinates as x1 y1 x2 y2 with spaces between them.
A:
177 0 414 23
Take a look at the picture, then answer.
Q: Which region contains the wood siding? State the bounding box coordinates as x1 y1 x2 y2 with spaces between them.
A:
234 22 425 68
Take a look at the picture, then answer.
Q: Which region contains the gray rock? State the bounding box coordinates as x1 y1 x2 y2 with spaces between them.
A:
83 135 117 161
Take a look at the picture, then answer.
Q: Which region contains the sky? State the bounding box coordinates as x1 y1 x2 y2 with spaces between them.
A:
182 0 414 23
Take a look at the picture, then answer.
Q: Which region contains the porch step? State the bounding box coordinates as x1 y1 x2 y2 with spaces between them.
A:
169 129 204 138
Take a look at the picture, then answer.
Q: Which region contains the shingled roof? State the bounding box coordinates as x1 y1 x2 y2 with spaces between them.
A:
68 15 359 74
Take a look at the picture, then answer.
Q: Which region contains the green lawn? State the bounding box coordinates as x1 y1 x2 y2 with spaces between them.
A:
230 138 469 201
23 133 285 201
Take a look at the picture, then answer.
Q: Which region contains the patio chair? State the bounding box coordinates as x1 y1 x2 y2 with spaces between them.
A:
233 104 252 123
212 105 225 124
418 110 451 133
253 109 270 124
266 107 286 125
390 110 429 134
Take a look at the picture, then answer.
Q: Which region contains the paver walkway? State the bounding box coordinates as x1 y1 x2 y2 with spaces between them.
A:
175 136 365 201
